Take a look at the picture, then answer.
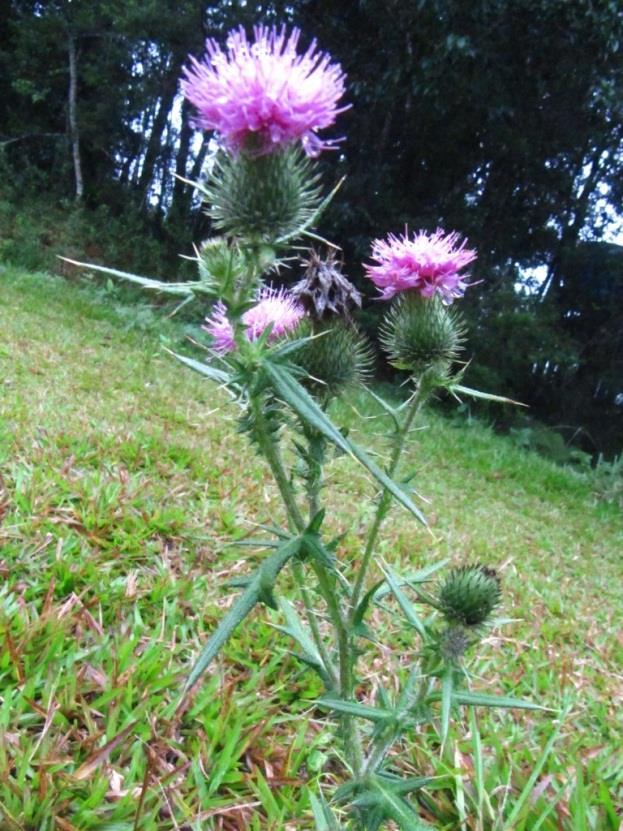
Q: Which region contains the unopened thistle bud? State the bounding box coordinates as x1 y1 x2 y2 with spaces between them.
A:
438 565 501 627
293 320 372 403
202 146 322 243
291 249 362 320
197 237 249 288
379 293 465 379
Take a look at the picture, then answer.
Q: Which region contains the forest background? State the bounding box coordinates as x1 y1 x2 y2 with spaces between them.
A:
1 0 622 458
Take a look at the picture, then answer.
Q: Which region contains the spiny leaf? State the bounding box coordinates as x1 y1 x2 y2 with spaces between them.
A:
379 564 428 639
168 351 232 386
370 778 432 830
449 383 528 407
317 698 395 724
183 536 301 692
263 361 427 526
59 258 203 296
429 690 549 711
309 791 345 831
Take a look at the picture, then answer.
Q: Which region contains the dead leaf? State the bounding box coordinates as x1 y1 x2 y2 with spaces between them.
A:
73 721 138 781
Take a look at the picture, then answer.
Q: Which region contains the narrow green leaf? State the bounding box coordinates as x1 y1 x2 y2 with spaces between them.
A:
59 257 200 296
380 565 428 639
440 668 454 746
169 351 232 386
352 579 385 631
504 704 570 826
371 778 432 830
309 791 344 831
469 707 487 825
276 598 321 664
376 773 435 795
184 536 301 691
448 691 549 711
365 387 402 430
317 698 395 724
407 559 450 583
449 383 528 408
264 361 427 526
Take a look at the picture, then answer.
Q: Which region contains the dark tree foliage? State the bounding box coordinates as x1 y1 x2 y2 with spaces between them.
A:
1 0 622 453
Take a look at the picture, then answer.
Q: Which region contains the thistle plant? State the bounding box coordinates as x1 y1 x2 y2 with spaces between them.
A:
67 23 543 830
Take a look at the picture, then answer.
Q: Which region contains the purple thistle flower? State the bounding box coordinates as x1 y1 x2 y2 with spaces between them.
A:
364 229 477 303
204 287 305 353
181 25 348 157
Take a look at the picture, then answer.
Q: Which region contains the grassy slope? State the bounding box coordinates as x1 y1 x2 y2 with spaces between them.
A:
0 267 621 831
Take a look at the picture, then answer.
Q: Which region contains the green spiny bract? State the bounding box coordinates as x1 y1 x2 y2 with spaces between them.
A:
380 293 465 380
202 147 322 243
438 565 501 627
197 237 255 296
293 320 372 404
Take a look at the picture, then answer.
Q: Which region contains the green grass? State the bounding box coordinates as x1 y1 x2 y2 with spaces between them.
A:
0 265 621 830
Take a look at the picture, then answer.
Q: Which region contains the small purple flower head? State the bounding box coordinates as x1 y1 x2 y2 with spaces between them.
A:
181 25 348 157
204 287 305 353
364 229 477 303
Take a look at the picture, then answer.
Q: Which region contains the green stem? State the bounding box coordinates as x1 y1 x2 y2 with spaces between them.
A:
363 657 435 776
250 395 337 676
250 394 364 777
251 396 306 533
350 378 430 616
292 559 338 688
302 429 364 776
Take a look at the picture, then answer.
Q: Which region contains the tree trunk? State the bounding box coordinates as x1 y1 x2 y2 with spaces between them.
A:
539 146 608 302
67 33 83 201
169 98 193 220
137 68 178 204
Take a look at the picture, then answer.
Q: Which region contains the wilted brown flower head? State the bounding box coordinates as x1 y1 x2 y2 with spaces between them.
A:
292 248 362 320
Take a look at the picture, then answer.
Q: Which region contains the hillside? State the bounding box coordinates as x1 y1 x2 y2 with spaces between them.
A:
0 266 621 830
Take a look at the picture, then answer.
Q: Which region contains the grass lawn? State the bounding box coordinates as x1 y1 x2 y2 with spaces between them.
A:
0 266 621 830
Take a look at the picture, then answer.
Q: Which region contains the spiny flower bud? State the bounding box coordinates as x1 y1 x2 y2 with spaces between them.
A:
197 237 248 288
379 293 465 379
293 320 372 403
291 249 362 320
202 146 322 243
438 565 501 627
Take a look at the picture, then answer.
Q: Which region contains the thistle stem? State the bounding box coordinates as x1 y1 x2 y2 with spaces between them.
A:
250 395 337 680
250 395 364 774
292 559 339 688
303 430 364 777
350 377 430 617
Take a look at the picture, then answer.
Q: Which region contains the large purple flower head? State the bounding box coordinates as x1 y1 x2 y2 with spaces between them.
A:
181 25 348 157
204 287 305 353
364 229 477 303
